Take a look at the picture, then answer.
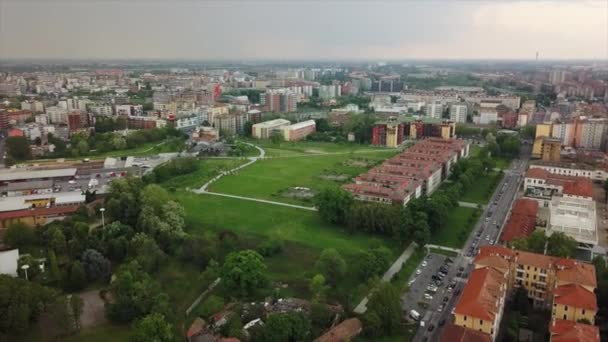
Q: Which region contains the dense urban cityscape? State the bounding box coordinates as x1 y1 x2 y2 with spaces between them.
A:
1 1 607 342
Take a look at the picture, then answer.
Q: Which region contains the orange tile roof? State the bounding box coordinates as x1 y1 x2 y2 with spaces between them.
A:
500 199 538 243
454 267 505 321
555 260 597 289
476 246 597 290
474 255 511 274
562 179 593 198
314 318 362 342
475 245 516 261
526 168 549 179
440 323 492 342
553 284 597 311
550 319 599 342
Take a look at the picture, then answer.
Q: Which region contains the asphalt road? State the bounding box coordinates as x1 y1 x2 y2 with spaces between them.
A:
409 145 531 342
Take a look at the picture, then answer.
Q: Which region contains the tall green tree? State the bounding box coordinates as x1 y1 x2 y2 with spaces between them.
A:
221 250 267 298
3 222 35 248
547 232 578 258
258 312 311 342
315 248 346 286
132 313 174 342
313 187 354 225
5 136 31 161
365 282 402 336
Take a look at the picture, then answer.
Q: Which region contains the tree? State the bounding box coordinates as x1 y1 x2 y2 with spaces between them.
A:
131 233 166 273
76 140 90 155
315 248 346 286
48 250 60 282
313 187 354 225
309 274 328 303
356 247 391 280
48 226 67 253
5 136 31 161
221 250 267 298
547 232 578 258
259 312 311 342
365 282 401 335
243 121 253 137
132 313 174 342
3 222 35 248
67 261 87 291
81 249 111 282
0 275 57 335
50 295 84 336
270 130 283 144
106 177 144 226
510 230 547 254
106 261 171 323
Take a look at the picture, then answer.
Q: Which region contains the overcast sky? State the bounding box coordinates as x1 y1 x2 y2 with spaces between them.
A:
0 0 606 60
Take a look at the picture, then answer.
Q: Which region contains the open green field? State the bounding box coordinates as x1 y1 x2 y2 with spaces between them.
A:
459 171 503 204
209 151 397 205
161 158 248 190
430 207 478 248
178 192 395 254
494 156 513 170
248 139 394 157
176 191 401 302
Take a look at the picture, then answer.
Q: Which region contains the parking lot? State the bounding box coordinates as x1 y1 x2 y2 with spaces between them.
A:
401 253 462 334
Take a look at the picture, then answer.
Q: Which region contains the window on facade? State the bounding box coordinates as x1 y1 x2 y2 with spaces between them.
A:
464 316 467 321
479 320 483 325
563 314 567 320
582 309 586 314
527 266 530 270
565 306 568 311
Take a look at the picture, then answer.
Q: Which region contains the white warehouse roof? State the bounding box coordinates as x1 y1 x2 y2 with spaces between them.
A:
0 168 77 182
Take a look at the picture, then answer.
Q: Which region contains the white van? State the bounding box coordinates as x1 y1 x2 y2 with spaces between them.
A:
409 310 420 321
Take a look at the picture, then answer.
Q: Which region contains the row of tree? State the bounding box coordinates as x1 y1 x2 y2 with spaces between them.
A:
314 149 493 246
509 230 578 258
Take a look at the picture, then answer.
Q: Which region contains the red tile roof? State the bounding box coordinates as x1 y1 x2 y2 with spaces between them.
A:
0 205 80 220
475 246 597 290
314 318 362 342
440 323 492 342
550 320 599 342
562 179 593 198
553 284 597 311
499 199 538 243
454 267 506 321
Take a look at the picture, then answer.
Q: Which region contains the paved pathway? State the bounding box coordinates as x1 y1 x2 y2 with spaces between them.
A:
354 242 417 314
458 201 485 209
202 191 317 211
185 278 221 315
425 244 462 254
194 142 265 193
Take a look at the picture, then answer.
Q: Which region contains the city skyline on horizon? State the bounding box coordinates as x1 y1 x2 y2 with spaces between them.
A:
0 0 606 61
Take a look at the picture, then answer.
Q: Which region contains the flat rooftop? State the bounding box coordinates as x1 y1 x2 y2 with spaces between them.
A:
0 168 77 182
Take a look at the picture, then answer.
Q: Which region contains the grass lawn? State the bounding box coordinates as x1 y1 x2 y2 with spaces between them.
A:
494 156 513 170
209 151 397 205
178 192 396 255
248 139 393 156
176 191 402 304
430 207 478 248
161 158 248 190
459 171 503 204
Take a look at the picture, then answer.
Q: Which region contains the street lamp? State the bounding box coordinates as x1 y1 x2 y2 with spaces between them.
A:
21 264 30 281
100 207 106 229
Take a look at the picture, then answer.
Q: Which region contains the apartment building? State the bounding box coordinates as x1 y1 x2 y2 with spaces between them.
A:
260 89 298 112
453 266 508 340
425 101 443 119
252 119 291 139
499 199 539 243
343 138 469 206
446 246 600 342
528 161 607 181
524 168 593 202
212 112 247 136
549 319 599 342
282 120 316 141
371 119 457 147
449 103 468 123
540 138 561 162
